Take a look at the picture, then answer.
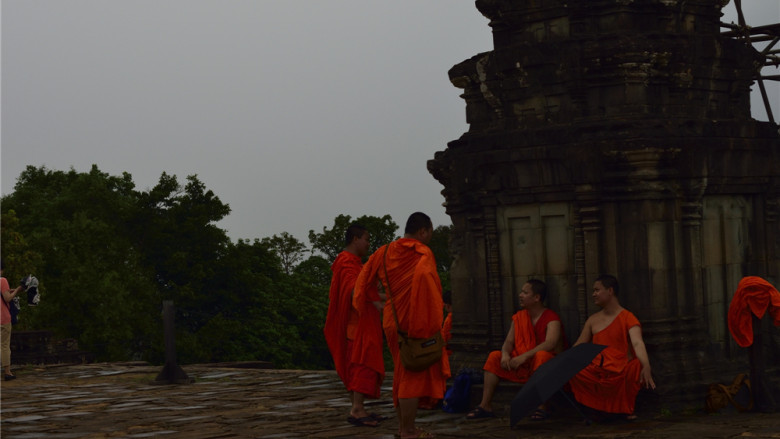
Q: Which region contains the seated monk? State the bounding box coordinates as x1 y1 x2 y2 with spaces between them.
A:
568 275 656 420
466 279 564 420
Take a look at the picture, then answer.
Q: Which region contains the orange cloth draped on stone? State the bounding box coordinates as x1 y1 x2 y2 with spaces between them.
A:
324 251 362 384
570 310 642 414
354 238 451 405
728 276 780 348
482 309 559 383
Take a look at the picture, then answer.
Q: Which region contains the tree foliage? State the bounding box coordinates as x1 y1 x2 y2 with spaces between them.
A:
261 232 308 275
0 165 450 369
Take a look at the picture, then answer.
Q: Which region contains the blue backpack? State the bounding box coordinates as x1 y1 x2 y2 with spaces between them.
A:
442 370 473 413
5 296 20 325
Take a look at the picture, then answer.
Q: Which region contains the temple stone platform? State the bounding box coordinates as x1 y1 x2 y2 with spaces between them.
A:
1 362 778 438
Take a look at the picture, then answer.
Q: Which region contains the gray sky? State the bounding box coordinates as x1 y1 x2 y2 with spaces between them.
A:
2 1 778 243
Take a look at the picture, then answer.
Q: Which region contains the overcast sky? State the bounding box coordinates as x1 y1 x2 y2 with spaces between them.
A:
2 1 778 244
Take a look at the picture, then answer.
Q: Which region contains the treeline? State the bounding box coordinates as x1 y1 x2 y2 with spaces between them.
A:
0 165 451 369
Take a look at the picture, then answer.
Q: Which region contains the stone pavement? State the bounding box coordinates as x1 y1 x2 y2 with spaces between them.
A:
1 362 778 439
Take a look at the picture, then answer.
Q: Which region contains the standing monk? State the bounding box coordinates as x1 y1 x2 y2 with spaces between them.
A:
569 275 656 420
466 279 564 420
354 212 450 439
323 223 385 427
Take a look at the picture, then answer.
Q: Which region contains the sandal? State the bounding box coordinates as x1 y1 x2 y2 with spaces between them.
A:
530 408 550 421
347 416 380 427
465 406 495 419
369 412 388 421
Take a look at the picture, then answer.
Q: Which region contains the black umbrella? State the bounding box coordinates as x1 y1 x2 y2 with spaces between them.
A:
510 342 606 427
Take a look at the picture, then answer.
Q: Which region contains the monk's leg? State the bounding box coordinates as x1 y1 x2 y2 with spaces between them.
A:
397 397 418 437
479 370 500 412
351 391 366 417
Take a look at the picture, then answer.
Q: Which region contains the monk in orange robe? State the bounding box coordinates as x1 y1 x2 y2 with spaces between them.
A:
354 212 450 439
442 289 453 358
569 275 655 419
323 223 385 427
466 279 564 420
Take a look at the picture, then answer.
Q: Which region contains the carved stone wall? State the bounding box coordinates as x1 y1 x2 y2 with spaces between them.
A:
429 0 780 404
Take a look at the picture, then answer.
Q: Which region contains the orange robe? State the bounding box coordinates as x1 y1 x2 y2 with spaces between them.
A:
323 251 383 398
728 276 780 348
354 238 451 405
482 309 559 383
569 310 642 414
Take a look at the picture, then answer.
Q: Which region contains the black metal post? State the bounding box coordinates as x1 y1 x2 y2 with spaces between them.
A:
155 300 192 384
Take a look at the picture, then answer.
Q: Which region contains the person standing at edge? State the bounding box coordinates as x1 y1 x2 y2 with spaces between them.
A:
1 260 23 381
466 279 564 420
569 274 656 420
354 212 450 439
323 223 385 427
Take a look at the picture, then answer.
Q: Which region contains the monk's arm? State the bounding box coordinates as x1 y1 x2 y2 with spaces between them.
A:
353 253 380 312
572 316 594 346
628 325 656 389
499 326 516 370
509 320 561 369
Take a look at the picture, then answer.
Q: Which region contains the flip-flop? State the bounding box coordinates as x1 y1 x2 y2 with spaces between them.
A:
347 416 380 427
369 412 388 421
465 406 495 419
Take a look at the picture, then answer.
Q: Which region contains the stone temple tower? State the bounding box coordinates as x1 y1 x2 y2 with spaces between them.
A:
428 0 779 404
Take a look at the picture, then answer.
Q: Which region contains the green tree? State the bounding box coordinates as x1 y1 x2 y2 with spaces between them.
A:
261 232 308 275
183 238 305 367
3 164 447 370
294 255 332 288
1 165 159 360
0 209 45 329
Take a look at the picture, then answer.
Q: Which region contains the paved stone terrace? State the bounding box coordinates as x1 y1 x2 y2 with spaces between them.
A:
1 363 778 438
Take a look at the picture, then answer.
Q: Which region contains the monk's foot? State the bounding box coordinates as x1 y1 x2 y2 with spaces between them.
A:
465 406 495 419
347 415 380 427
625 414 637 422
531 408 550 421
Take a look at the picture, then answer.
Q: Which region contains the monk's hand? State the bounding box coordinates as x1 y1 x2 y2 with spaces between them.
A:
500 352 512 370
640 366 656 390
508 353 529 370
